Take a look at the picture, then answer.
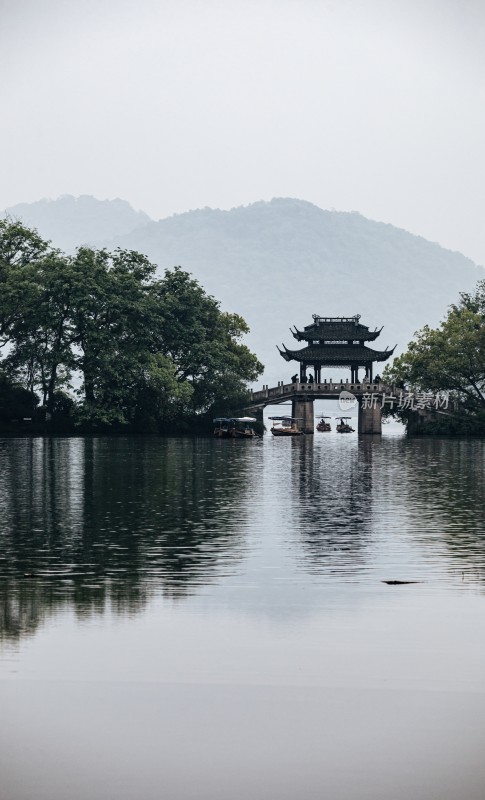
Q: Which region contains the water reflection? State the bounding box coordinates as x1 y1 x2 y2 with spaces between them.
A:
1 434 485 642
289 436 374 575
0 437 254 640
387 438 485 583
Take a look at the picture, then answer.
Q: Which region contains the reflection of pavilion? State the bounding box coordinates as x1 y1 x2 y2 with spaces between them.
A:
289 437 376 576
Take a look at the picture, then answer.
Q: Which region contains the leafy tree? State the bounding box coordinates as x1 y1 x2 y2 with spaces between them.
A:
68 247 160 424
0 219 263 430
383 279 485 417
6 251 75 413
150 268 263 415
0 218 51 348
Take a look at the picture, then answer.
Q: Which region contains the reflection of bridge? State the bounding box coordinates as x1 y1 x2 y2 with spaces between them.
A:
246 380 401 434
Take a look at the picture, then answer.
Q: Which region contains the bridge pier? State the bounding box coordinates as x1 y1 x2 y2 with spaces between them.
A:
358 400 382 434
292 397 314 434
253 406 264 432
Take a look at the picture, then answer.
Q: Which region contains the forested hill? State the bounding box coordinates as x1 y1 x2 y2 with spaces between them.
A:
102 199 483 384
6 196 483 385
4 195 150 252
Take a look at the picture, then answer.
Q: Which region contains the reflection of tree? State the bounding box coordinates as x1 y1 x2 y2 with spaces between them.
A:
289 437 377 575
0 437 253 641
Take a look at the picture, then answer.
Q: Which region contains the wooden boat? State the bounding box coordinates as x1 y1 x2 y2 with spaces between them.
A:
213 417 257 438
316 416 331 432
335 416 355 433
269 416 304 436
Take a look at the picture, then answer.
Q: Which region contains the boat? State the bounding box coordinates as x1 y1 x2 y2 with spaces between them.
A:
268 416 304 436
335 416 355 433
316 415 331 432
213 417 257 438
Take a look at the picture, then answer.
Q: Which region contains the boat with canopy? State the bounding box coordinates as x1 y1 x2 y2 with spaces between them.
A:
335 416 355 433
268 416 304 436
316 416 331 432
213 417 257 438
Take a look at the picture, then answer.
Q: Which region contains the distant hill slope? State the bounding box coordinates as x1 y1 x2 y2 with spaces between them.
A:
4 195 151 252
102 199 483 384
4 196 482 385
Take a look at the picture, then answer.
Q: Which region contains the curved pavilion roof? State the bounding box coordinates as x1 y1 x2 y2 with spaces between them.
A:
291 315 383 342
278 343 396 365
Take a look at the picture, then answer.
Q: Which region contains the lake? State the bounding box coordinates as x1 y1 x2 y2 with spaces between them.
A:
1 430 485 799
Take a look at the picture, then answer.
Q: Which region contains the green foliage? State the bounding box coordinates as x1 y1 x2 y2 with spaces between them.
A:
383 279 485 433
5 251 76 411
0 218 263 432
150 268 263 415
0 218 52 346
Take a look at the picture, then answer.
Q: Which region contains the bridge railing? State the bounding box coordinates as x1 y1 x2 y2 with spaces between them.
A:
249 380 391 402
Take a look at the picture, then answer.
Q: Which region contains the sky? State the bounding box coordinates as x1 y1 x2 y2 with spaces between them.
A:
1 0 485 264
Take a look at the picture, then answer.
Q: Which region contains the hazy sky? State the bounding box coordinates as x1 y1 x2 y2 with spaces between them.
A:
1 0 484 264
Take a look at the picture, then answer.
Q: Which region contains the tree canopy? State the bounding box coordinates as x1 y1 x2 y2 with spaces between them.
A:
383 279 485 429
0 218 263 431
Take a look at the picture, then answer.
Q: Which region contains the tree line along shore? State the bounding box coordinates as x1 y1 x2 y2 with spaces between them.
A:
0 219 263 434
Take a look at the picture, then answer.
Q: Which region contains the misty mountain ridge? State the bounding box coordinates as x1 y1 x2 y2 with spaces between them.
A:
4 195 150 252
4 195 482 385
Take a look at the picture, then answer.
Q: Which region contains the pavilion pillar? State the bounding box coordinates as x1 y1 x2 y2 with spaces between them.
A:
358 398 382 434
292 397 314 434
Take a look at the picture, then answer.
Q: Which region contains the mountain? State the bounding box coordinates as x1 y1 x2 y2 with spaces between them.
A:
4 195 151 252
4 196 482 385
101 199 483 384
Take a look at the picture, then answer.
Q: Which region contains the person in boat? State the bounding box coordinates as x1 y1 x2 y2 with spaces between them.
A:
291 374 298 383
308 374 314 383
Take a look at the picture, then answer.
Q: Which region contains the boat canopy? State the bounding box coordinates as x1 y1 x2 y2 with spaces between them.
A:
213 417 256 423
269 416 303 421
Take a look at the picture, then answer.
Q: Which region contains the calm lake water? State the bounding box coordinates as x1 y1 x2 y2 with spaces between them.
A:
1 429 485 799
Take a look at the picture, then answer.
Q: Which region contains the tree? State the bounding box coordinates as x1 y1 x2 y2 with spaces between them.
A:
383 279 485 416
0 219 264 430
6 251 75 413
0 218 51 348
150 268 263 415
67 247 156 424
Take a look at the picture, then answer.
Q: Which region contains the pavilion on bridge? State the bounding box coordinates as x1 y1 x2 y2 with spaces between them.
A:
278 314 395 383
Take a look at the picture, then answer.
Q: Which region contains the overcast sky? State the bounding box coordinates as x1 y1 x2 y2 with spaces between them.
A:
1 0 484 264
